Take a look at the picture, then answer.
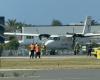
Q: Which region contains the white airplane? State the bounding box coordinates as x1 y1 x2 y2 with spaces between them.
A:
44 16 95 50
4 16 100 50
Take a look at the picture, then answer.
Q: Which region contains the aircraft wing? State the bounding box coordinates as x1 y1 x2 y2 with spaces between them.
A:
49 34 73 37
4 32 51 40
65 35 73 37
84 33 100 37
4 32 39 36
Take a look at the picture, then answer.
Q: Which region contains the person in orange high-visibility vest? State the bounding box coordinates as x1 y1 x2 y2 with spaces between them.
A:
35 44 41 58
29 43 35 58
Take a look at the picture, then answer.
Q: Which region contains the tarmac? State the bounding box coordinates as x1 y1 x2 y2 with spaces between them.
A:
0 69 100 80
0 55 99 80
0 55 95 59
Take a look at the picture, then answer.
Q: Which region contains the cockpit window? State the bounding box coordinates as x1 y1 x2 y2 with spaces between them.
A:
49 37 60 41
54 37 60 40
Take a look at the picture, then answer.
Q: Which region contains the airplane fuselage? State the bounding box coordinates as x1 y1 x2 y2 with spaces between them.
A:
45 36 73 50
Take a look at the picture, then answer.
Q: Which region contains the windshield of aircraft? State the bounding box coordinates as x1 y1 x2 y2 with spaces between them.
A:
49 37 60 41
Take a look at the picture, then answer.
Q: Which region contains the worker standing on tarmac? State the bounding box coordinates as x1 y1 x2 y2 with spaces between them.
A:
87 46 92 56
74 43 81 55
41 45 46 55
35 44 41 58
29 43 35 59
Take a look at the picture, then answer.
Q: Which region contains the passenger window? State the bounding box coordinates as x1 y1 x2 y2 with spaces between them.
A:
26 36 34 39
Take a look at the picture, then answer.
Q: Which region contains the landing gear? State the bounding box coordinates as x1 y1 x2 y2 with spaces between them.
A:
50 49 56 55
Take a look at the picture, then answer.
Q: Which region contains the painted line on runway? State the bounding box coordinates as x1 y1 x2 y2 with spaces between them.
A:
0 76 40 78
0 69 44 71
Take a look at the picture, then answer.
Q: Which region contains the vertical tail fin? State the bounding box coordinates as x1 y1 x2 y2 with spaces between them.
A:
82 16 92 34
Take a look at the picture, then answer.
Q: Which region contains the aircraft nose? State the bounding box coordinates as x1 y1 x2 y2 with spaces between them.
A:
44 40 54 48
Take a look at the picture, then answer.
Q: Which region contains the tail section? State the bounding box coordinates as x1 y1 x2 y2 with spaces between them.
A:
82 16 92 34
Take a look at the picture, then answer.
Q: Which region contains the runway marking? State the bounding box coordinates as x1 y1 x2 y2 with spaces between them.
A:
0 55 94 59
0 69 43 71
0 76 40 78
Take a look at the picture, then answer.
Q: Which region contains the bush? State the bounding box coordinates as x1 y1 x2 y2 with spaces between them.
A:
0 44 3 56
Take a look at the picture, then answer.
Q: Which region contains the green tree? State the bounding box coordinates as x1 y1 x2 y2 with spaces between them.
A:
6 36 19 50
6 19 17 32
4 38 20 56
8 39 19 50
0 44 3 56
51 19 62 26
16 22 25 32
6 19 35 32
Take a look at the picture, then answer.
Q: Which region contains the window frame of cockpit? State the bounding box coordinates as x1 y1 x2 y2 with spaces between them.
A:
49 37 60 41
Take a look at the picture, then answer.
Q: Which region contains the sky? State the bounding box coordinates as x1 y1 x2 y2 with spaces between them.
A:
0 0 100 25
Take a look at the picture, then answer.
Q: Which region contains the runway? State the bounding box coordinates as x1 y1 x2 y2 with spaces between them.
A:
0 55 95 59
0 55 99 80
0 69 100 80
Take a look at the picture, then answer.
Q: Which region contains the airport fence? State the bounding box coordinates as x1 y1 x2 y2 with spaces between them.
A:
1 49 29 56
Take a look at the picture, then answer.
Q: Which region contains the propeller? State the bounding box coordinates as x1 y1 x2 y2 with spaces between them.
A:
66 32 85 49
66 32 84 37
39 34 50 40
